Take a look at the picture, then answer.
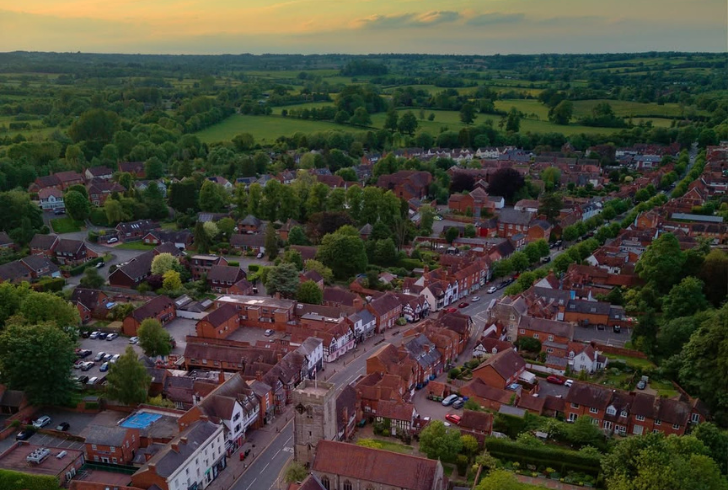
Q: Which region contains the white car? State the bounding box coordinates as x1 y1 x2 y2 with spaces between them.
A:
89 331 100 339
471 296 480 302
487 286 497 294
564 379 574 387
264 329 275 337
106 333 118 341
107 237 118 244
32 416 51 428
129 336 139 344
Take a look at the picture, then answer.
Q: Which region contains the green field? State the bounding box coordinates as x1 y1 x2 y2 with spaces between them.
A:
195 114 364 143
51 217 83 233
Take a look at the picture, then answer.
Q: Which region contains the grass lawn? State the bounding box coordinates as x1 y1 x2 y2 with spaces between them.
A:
195 114 364 143
608 354 655 370
356 437 414 454
51 217 83 233
115 242 156 251
160 222 178 230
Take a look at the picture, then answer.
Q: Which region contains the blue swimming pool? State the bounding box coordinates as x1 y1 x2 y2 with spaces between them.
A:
120 412 163 429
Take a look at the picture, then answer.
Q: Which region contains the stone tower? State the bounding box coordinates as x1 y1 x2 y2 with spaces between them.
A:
292 379 336 466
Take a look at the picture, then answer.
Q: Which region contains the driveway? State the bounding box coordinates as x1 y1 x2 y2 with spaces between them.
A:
165 317 197 355
30 408 97 437
573 324 631 347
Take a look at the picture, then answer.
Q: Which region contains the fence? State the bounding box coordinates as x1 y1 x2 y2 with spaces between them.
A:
176 310 207 320
593 342 648 359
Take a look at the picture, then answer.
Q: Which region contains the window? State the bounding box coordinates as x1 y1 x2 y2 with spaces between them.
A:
589 407 598 414
92 444 97 450
533 334 539 339
654 419 661 426
548 335 554 342
571 403 579 409
691 413 701 423
519 329 525 334
620 411 628 418
321 476 330 490
568 413 578 422
606 406 617 416
636 415 645 421
603 421 613 430
653 429 660 434
546 348 553 354
672 423 680 430
343 481 353 490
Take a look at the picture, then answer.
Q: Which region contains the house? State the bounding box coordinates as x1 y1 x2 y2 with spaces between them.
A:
323 287 364 312
376 171 433 201
116 220 159 242
517 317 574 354
38 187 65 211
527 220 552 243
239 215 263 234
346 309 377 343
54 171 85 190
135 180 168 197
87 181 126 206
196 303 240 340
514 199 540 213
207 265 246 294
568 343 608 374
448 187 491 217
497 209 534 238
190 255 228 281
54 239 95 266
301 270 325 290
366 292 403 332
335 384 357 442
375 400 417 435
29 174 61 193
82 425 140 465
109 250 155 288
471 349 526 390
130 421 226 490
118 161 145 178
0 256 60 283
229 234 266 254
0 232 14 251
214 295 296 330
311 440 446 490
84 166 113 181
29 233 60 258
122 295 176 336
71 288 109 323
458 409 494 445
460 377 516 412
563 299 626 328
143 230 194 250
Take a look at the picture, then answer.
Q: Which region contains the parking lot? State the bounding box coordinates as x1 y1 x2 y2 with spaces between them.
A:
77 334 143 381
573 324 631 347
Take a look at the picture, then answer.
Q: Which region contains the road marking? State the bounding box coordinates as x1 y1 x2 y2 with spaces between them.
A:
282 447 293 453
260 463 269 473
245 478 257 490
272 449 280 458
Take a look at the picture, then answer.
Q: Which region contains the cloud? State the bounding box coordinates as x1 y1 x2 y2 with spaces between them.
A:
466 12 526 26
355 10 460 29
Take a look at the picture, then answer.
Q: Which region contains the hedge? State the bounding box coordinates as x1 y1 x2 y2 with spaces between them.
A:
248 264 260 272
34 277 65 292
0 468 61 490
484 439 602 477
69 257 104 276
398 258 424 271
227 261 239 268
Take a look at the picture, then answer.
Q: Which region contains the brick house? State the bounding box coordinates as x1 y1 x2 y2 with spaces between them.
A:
376 171 432 200
516 317 574 355
195 303 240 340
497 209 534 238
0 256 60 284
448 187 492 216
29 233 60 258
527 220 552 242
471 349 526 390
84 166 114 181
142 230 193 250
229 234 266 254
118 161 145 178
54 239 96 266
115 220 159 242
29 174 61 193
458 409 494 446
366 292 403 332
109 250 154 288
238 215 262 234
122 295 176 336
55 171 85 190
190 255 228 281
87 181 126 206
83 425 140 465
71 288 109 323
459 377 516 412
207 265 246 294
562 299 627 328
214 295 296 330
38 187 65 211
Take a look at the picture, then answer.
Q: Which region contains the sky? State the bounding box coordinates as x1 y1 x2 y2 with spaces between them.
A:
0 0 726 55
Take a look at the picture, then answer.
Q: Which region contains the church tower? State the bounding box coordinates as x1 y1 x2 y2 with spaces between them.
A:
292 379 337 466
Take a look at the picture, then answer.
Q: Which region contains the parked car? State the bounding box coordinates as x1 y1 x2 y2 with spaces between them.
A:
445 414 461 425
107 237 118 244
564 379 574 387
32 416 51 428
89 331 100 340
452 398 465 409
80 330 91 338
73 360 85 369
77 376 89 385
94 352 106 362
16 429 34 441
471 296 480 302
106 333 118 341
111 354 120 364
444 307 458 314
458 302 469 308
77 349 92 358
540 256 551 264
129 336 139 344
95 261 105 269
87 377 98 385
100 362 109 372
546 375 565 385
256 252 265 259
56 422 70 431
264 329 275 337
613 325 621 333
81 361 94 371
441 394 459 406
636 380 647 390
97 332 108 340
487 286 497 294
103 353 113 362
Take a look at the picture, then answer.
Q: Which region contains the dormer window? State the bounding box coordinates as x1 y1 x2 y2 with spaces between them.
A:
620 410 628 417
606 406 617 416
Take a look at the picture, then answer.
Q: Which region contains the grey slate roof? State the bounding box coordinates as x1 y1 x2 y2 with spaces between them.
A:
84 424 130 446
142 421 221 478
498 208 534 225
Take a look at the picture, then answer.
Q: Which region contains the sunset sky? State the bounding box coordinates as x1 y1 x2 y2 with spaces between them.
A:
0 0 726 54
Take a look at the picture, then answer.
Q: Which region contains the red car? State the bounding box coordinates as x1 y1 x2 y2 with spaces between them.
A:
445 307 458 314
445 414 461 425
458 302 469 308
546 375 565 385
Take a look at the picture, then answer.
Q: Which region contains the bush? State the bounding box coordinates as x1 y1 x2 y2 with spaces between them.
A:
455 454 469 475
248 264 260 272
69 257 104 276
34 277 65 292
449 368 461 379
227 261 239 268
484 439 602 478
0 468 61 490
397 258 424 271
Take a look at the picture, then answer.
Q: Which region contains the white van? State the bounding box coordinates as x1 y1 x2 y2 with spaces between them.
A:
86 377 98 385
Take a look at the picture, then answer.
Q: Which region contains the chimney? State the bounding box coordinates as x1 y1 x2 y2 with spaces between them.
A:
277 353 282 363
256 370 263 382
218 370 225 384
180 436 188 444
171 442 179 452
148 462 157 472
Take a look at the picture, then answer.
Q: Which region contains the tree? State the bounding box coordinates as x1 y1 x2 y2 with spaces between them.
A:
65 190 91 221
67 184 88 199
217 217 236 238
151 253 180 276
398 111 418 136
487 168 525 202
144 157 165 180
232 132 255 151
68 108 120 153
541 167 561 192
105 346 151 405
194 221 211 254
663 277 709 321
635 233 685 294
143 181 169 219
461 434 479 456
80 267 105 288
565 416 604 448
445 227 459 244
203 221 220 240
372 238 398 266
282 249 304 271
19 292 79 335
317 232 368 280
693 423 728 475
602 433 726 490
698 249 728 306
265 225 279 260
464 224 476 238
198 180 228 212
459 103 477 125
476 470 523 490
539 193 563 223
505 107 520 132
0 322 76 406
284 462 309 484
510 251 530 272
297 280 323 304
548 100 573 125
169 179 198 212
349 107 372 126
138 318 172 357
163 270 182 291
265 263 299 299
418 420 463 461
304 260 333 284
287 226 309 246
384 107 399 132
419 205 435 236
